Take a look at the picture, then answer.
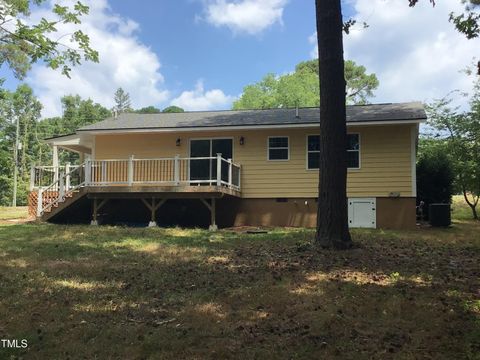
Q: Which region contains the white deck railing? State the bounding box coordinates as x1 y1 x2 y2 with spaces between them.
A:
31 155 241 217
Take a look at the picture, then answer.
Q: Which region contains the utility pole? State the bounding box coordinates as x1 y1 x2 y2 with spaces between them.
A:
12 114 20 207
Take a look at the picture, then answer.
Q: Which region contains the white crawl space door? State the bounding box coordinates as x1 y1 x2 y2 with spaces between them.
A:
348 198 376 228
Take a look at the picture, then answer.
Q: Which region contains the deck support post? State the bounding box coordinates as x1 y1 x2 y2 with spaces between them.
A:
91 198 108 226
201 198 217 231
141 198 167 227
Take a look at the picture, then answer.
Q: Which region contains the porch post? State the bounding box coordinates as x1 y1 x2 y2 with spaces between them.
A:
65 162 71 191
128 155 134 186
52 145 59 188
85 159 91 186
36 188 43 218
216 153 222 186
228 158 232 187
58 170 65 200
174 155 180 185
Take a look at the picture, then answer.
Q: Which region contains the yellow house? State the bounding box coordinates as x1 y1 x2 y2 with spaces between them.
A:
31 102 426 229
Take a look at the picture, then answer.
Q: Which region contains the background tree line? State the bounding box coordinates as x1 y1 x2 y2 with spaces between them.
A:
0 85 185 206
417 76 480 220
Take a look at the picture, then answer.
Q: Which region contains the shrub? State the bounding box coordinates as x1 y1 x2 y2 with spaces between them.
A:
416 148 454 220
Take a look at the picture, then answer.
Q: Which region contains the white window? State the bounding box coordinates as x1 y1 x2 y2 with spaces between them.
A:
268 137 289 161
307 134 360 169
347 134 360 169
307 135 320 170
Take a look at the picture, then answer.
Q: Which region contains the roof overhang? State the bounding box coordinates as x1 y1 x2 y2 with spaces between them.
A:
44 133 93 154
77 118 426 135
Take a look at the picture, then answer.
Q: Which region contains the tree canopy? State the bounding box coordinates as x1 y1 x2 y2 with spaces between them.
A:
0 0 98 80
232 59 379 110
113 88 132 114
135 106 161 114
162 106 185 113
423 81 480 220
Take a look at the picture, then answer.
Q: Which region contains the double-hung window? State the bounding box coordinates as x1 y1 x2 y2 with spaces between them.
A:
268 137 289 161
306 134 360 169
307 135 320 169
347 134 360 169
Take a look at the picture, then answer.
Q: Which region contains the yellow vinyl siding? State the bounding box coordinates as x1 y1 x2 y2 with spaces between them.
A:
94 124 414 198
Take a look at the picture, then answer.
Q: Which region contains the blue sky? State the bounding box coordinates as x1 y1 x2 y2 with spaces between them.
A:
3 0 479 118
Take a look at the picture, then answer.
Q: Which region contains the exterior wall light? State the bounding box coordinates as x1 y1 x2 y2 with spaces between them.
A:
239 136 245 145
176 138 181 147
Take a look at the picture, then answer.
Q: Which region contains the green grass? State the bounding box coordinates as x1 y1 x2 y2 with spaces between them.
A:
452 195 478 221
0 201 478 358
0 221 479 359
0 206 28 221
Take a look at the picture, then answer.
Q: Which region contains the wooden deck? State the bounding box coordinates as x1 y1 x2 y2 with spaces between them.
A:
31 156 242 227
85 185 241 198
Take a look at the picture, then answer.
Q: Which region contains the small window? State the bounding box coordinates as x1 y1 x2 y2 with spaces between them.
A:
347 134 360 169
268 137 289 161
306 134 360 169
307 135 320 170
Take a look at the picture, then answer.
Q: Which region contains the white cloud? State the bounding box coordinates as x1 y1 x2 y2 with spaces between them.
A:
309 0 479 107
202 0 288 35
27 0 169 118
171 80 235 111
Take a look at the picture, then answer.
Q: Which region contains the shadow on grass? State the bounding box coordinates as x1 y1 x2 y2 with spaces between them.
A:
0 223 479 359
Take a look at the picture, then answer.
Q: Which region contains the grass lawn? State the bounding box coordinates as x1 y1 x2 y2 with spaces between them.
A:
0 206 479 358
0 206 28 221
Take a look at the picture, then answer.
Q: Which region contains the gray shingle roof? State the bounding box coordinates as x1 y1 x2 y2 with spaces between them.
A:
78 102 426 132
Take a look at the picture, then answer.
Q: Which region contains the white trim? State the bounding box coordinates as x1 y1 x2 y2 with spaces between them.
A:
267 136 290 161
78 119 425 135
347 133 361 170
305 133 361 171
348 197 376 229
411 124 418 197
305 134 320 171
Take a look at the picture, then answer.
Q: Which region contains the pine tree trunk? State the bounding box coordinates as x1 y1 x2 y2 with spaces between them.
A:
315 0 352 249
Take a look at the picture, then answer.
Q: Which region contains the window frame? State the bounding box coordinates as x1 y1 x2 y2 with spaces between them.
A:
267 136 290 161
306 134 320 171
305 133 361 170
347 133 361 170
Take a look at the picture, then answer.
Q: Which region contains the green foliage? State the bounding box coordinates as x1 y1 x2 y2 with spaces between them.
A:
38 95 110 164
232 59 379 110
417 144 455 218
0 86 109 206
0 84 42 205
135 106 161 114
113 88 132 113
162 106 185 113
425 85 480 220
0 0 98 80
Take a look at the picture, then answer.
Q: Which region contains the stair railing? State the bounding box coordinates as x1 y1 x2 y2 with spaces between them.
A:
37 163 86 217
